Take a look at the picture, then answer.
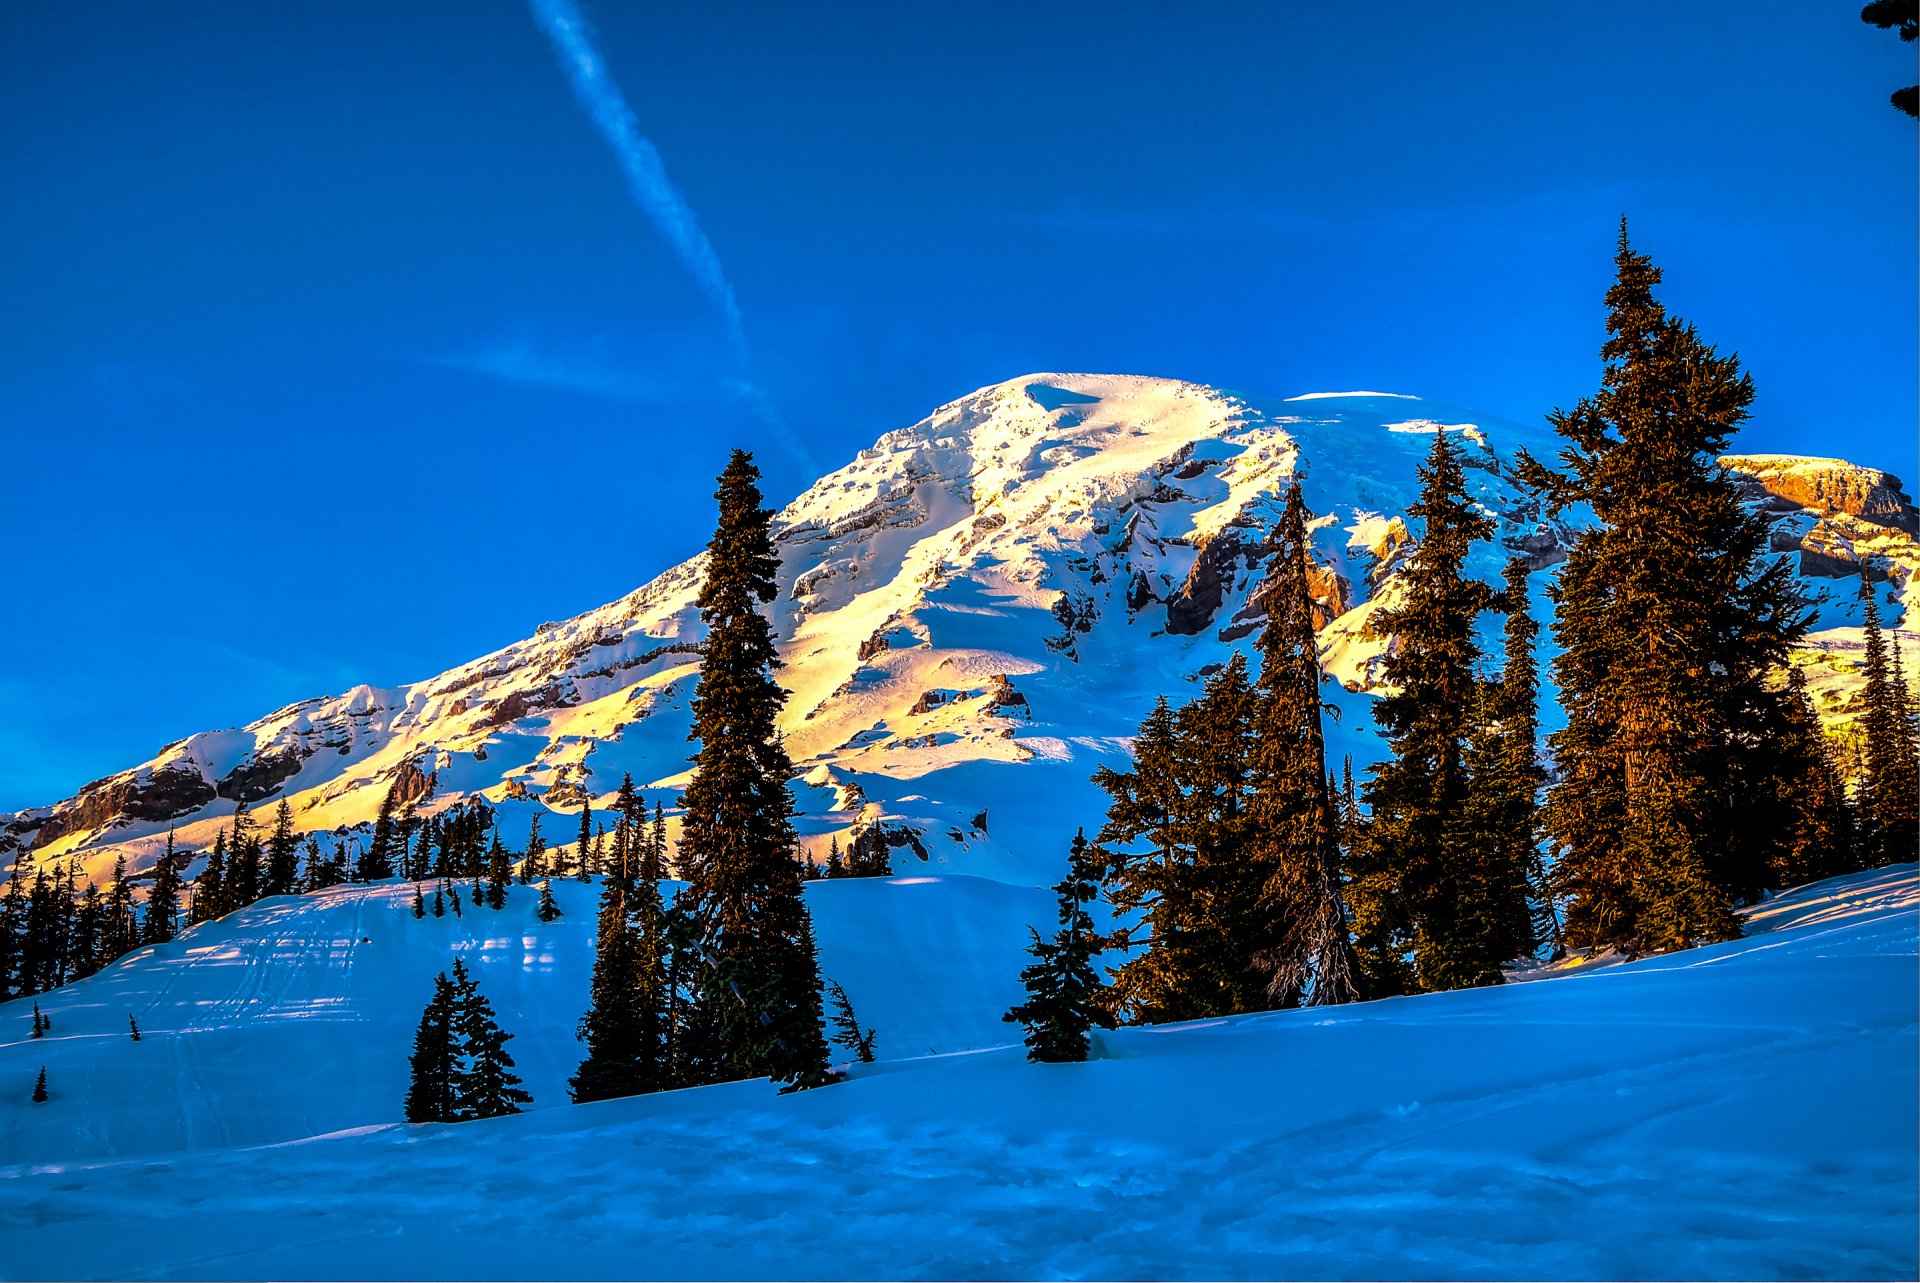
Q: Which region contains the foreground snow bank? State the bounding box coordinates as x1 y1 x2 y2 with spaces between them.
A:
0 865 1912 1281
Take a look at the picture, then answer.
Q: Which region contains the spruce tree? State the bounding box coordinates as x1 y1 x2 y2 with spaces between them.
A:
1461 557 1546 969
263 800 300 898
521 813 547 885
1003 831 1110 1063
535 879 561 922
190 830 228 925
144 827 182 945
485 834 511 910
402 971 457 1123
227 803 261 908
32 1066 47 1103
1517 227 1810 955
1362 428 1515 990
412 885 426 919
1856 574 1920 865
1771 665 1858 886
128 1013 140 1041
825 980 877 1063
1244 482 1357 1007
675 451 830 1090
360 784 399 883
575 798 594 884
570 844 655 1103
449 958 531 1120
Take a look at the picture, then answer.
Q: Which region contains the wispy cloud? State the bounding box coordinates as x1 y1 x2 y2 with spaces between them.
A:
525 0 817 475
427 341 690 403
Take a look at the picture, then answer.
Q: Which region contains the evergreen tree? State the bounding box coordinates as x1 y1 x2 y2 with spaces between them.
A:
521 813 547 885
360 783 399 883
825 979 877 1063
0 868 25 999
1856 573 1919 865
1244 482 1357 1007
1771 665 1858 886
190 830 228 925
575 798 594 884
411 885 426 919
402 971 458 1123
1517 228 1810 956
32 1066 47 1103
227 802 261 908
570 838 659 1103
144 827 182 945
71 882 104 980
535 879 561 922
128 1013 140 1041
102 855 139 965
675 451 830 1090
432 887 446 918
485 833 511 910
824 834 845 879
1461 557 1546 969
263 800 300 897
449 958 531 1120
1004 831 1110 1063
30 1002 45 1037
1860 0 1919 117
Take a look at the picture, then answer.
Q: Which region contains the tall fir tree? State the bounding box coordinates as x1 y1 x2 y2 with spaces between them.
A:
1244 481 1357 1007
449 959 531 1120
1461 557 1546 970
675 451 830 1090
189 830 228 925
575 797 594 884
402 971 458 1124
144 827 182 945
1003 831 1110 1063
226 803 261 909
521 813 547 885
1855 572 1920 865
359 783 398 883
263 800 300 898
1770 665 1859 886
1360 428 1520 990
570 838 655 1103
1517 227 1810 955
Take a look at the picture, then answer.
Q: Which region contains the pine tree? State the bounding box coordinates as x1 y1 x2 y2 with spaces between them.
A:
1244 481 1357 1007
360 783 399 883
0 868 25 1000
1517 227 1810 956
102 855 139 965
144 827 182 945
825 979 877 1063
570 840 657 1103
1004 831 1110 1063
824 835 845 879
30 1001 45 1038
485 834 511 910
675 451 830 1090
227 802 261 909
575 798 594 884
521 813 547 886
449 958 531 1120
263 800 300 897
1461 557 1546 969
535 879 561 922
412 885 426 919
128 1013 140 1041
190 830 228 925
432 887 446 918
1856 575 1919 865
402 971 458 1123
32 1066 47 1103
1771 665 1858 886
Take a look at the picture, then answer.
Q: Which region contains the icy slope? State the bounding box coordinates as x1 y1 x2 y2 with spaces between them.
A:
5 375 1914 891
2 864 1911 1281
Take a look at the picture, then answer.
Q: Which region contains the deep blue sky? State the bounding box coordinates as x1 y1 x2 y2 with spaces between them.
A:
1 1 1914 809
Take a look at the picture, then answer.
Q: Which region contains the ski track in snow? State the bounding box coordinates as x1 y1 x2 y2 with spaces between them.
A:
0 866 1911 1280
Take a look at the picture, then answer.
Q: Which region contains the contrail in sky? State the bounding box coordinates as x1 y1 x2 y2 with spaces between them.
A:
526 0 816 476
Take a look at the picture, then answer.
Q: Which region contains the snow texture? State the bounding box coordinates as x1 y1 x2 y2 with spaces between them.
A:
0 864 1912 1280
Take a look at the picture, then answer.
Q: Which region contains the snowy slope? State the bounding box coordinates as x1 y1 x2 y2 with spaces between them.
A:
4 375 1914 892
1 864 1911 1281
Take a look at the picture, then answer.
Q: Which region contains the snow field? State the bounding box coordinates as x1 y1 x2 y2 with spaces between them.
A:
0 864 1911 1280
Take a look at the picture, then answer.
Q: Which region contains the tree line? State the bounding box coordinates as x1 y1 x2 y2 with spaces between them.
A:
1002 229 1920 1062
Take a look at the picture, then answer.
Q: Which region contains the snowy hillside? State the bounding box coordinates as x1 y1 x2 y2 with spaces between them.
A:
5 375 1915 891
2 863 1912 1280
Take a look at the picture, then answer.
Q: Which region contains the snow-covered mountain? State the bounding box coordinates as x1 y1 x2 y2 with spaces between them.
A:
5 374 1914 888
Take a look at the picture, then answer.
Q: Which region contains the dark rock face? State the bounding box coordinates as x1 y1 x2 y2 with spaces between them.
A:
386 757 437 808
15 760 218 852
216 748 308 804
1167 520 1278 636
